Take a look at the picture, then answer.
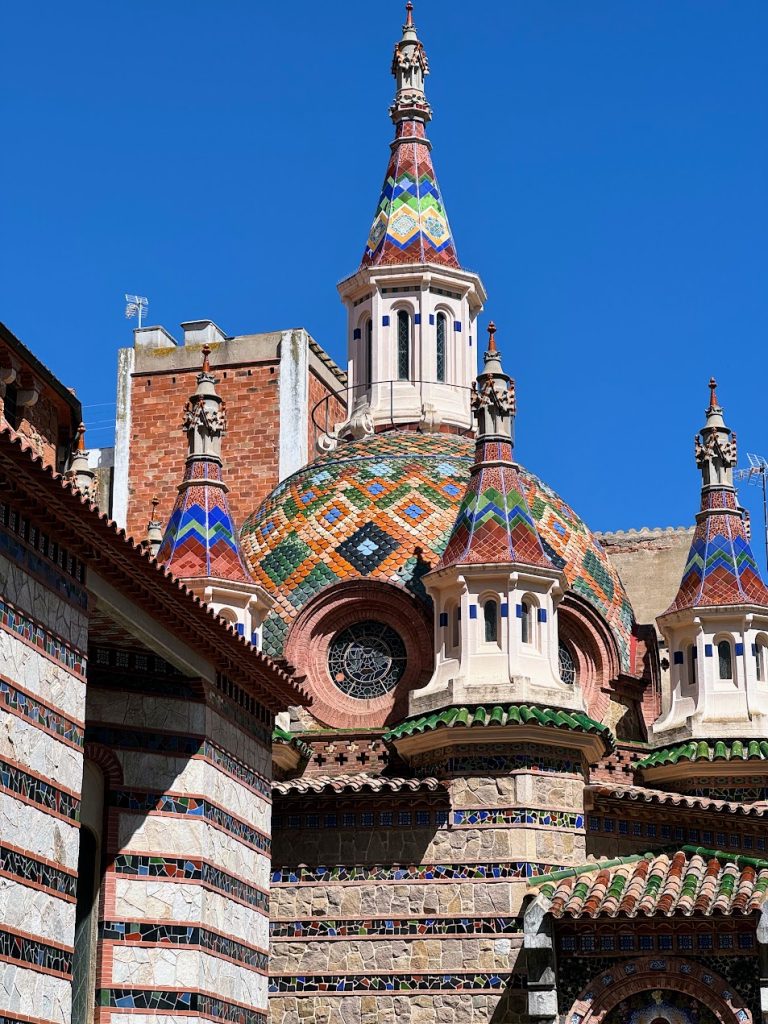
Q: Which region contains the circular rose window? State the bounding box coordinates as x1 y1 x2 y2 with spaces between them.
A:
328 620 407 700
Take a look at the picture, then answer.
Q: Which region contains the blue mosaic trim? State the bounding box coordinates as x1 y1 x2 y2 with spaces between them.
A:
98 990 265 1021
588 815 767 853
269 972 513 994
101 922 268 971
0 504 85 583
109 790 269 854
0 598 86 677
86 726 270 800
0 842 76 898
559 930 755 956
412 747 582 777
112 855 269 912
454 807 584 828
274 807 448 831
0 928 72 976
1 677 83 747
272 861 563 884
270 916 522 939
0 526 87 610
0 757 79 821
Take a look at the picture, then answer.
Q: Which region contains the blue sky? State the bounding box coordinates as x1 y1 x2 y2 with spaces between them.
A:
3 1 768 552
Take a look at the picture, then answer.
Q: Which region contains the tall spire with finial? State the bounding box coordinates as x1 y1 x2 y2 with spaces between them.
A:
361 3 459 267
665 379 768 612
157 347 251 582
438 324 552 568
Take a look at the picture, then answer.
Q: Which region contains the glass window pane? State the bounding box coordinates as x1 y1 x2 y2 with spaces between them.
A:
366 319 373 387
718 640 732 680
484 600 498 643
436 313 446 383
521 601 529 644
397 311 410 380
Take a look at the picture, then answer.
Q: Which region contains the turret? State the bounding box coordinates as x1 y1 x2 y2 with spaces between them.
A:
650 379 768 764
327 4 487 446
64 423 96 499
157 347 274 647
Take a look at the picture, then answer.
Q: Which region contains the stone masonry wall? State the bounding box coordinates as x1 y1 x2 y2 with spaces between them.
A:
87 660 273 1023
0 510 89 1023
269 761 587 1022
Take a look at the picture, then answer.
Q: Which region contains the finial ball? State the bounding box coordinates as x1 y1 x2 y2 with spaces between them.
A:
487 321 497 352
202 345 212 373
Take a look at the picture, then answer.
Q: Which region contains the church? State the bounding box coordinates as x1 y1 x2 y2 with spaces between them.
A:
1 6 767 1024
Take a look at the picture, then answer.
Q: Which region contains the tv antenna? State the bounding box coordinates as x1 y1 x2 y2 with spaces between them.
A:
125 294 149 328
736 453 768 573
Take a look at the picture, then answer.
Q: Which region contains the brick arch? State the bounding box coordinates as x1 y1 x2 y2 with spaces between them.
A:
559 593 621 721
284 578 433 729
568 956 752 1024
84 741 124 788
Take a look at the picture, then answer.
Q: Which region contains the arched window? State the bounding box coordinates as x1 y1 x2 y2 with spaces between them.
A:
365 318 373 388
397 310 410 380
717 639 733 680
756 638 768 682
436 312 447 383
521 601 532 645
558 641 576 684
483 600 498 643
451 604 460 650
687 644 696 688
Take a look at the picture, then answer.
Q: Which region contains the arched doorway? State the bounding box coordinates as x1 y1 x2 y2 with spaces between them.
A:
567 957 752 1024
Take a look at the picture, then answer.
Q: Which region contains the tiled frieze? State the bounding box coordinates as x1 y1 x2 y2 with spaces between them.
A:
271 859 561 885
102 921 268 971
97 989 266 1023
270 915 522 939
0 599 86 678
112 858 269 914
0 843 77 900
268 971 513 994
1 676 84 748
410 743 583 777
0 756 79 821
452 807 585 828
0 551 87 649
0 927 72 976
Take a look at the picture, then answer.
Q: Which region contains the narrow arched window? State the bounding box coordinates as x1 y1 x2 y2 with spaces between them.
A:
718 639 733 680
397 310 410 380
436 312 447 383
756 640 767 682
687 644 696 688
365 319 373 387
483 600 498 643
452 605 460 649
521 601 531 644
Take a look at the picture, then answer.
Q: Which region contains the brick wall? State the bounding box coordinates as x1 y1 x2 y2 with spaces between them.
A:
307 369 346 456
126 361 281 541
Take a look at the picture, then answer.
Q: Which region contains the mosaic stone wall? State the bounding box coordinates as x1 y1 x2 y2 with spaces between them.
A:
88 655 272 1024
269 760 587 1021
240 432 636 670
0 520 88 1023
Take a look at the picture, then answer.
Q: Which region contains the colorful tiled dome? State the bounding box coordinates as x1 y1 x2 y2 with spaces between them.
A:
240 432 635 666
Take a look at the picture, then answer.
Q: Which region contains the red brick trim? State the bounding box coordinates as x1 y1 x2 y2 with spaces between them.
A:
568 955 751 1023
284 579 433 729
84 742 124 790
560 593 620 721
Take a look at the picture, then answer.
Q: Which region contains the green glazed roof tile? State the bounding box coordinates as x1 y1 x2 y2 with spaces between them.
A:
383 702 615 750
272 728 312 760
636 739 768 769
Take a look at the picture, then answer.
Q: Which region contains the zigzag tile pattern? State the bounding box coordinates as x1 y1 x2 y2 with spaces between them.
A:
362 120 459 268
158 460 250 582
240 433 635 667
440 440 551 568
666 488 768 611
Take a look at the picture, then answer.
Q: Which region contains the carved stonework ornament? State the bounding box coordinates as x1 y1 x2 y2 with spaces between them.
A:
183 398 227 436
695 430 737 469
471 378 516 418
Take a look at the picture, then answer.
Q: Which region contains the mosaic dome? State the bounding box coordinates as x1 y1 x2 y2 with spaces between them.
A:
240 432 635 668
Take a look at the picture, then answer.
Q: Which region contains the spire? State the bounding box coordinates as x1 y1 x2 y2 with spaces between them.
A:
145 496 163 558
157 348 251 582
361 4 459 268
666 379 768 612
64 422 96 498
439 325 553 568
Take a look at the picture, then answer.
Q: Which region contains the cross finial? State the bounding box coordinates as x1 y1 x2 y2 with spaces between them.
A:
405 1 414 27
487 321 497 353
202 345 211 373
709 377 718 410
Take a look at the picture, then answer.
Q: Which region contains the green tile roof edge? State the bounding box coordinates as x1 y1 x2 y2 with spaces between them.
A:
527 845 768 895
635 738 768 769
272 728 312 760
382 703 615 750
